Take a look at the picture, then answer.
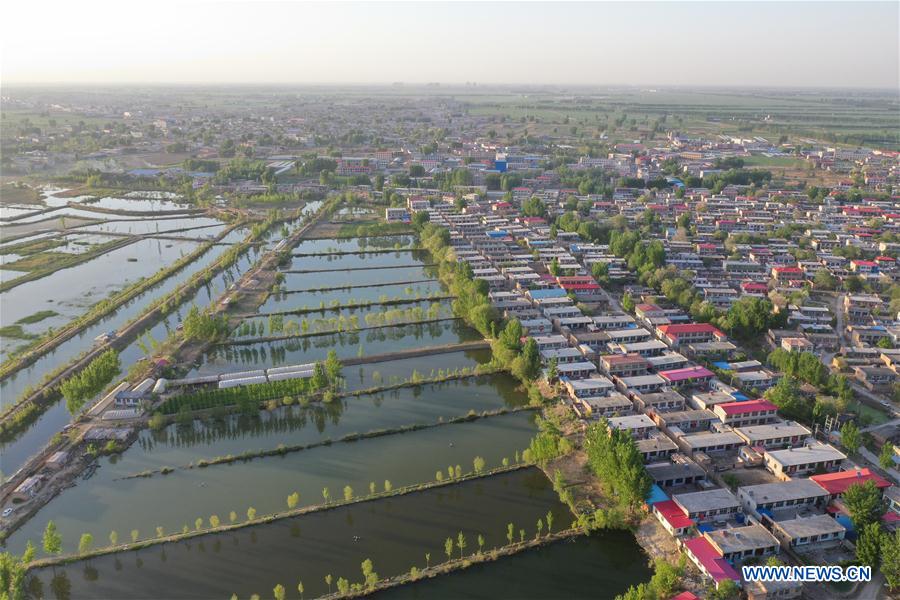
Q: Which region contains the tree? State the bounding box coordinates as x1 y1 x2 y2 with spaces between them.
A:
361 558 378 588
844 480 887 529
343 485 353 502
473 456 486 474
856 523 883 568
287 492 300 509
507 523 514 545
324 350 342 382
477 534 485 554
457 532 467 558
813 268 837 290
78 533 93 555
247 507 257 520
130 529 139 543
708 578 740 600
881 442 896 470
42 521 62 556
546 510 554 533
322 488 330 504
384 480 392 492
336 578 349 595
621 293 635 313
882 529 900 590
324 574 332 593
297 580 304 600
108 531 118 547
841 421 861 454
444 537 454 562
209 515 220 528
273 584 285 600
536 518 544 539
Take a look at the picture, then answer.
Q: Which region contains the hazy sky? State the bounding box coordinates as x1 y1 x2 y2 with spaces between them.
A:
3 1 898 88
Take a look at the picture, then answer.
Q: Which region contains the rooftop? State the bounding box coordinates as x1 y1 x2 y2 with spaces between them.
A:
673 488 740 514
809 468 892 495
765 442 847 467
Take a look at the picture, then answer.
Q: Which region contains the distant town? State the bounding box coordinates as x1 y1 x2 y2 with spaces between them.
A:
1 85 899 600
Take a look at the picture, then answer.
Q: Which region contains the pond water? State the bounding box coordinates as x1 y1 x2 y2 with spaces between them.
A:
376 532 652 600
283 265 435 290
0 248 261 470
285 249 431 272
8 410 539 555
190 319 480 377
26 468 566 600
343 348 492 392
0 238 203 346
262 280 446 313
84 197 193 213
74 217 222 236
291 235 417 255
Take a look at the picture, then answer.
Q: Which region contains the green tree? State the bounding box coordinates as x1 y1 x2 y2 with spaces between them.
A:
457 532 467 558
856 522 883 568
444 537 454 562
247 507 257 520
343 485 353 501
78 533 93 555
287 492 300 509
108 531 118 547
297 580 304 600
324 574 333 593
130 529 139 543
336 578 349 595
507 523 515 545
273 583 285 600
42 521 62 556
546 510 554 533
536 518 544 539
882 529 900 591
621 292 635 313
473 456 486 474
841 421 861 454
844 480 887 529
322 488 330 504
881 442 896 470
477 534 485 554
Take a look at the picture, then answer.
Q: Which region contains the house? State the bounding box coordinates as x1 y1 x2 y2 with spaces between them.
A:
11 476 43 502
734 421 812 449
809 468 892 500
555 361 598 380
853 366 897 391
600 353 650 377
633 390 686 413
744 579 803 600
385 207 410 223
617 373 667 394
691 391 741 411
646 455 707 487
659 366 715 388
652 499 696 537
574 392 634 419
704 523 780 562
770 514 846 550
713 400 778 427
565 376 615 401
618 340 669 357
683 536 741 589
655 409 718 433
657 323 727 348
738 479 831 518
607 414 657 439
637 435 679 463
764 442 846 480
677 431 745 456
673 488 741 523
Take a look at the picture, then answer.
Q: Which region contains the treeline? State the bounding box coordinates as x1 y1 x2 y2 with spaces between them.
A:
584 418 652 511
60 350 120 414
763 349 853 424
158 353 341 416
182 305 230 342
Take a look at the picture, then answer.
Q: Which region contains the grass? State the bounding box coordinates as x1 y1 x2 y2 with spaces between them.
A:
16 310 59 325
0 183 42 205
0 238 66 256
0 325 38 341
1 251 75 272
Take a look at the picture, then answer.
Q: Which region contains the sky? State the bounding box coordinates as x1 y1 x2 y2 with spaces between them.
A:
2 1 898 88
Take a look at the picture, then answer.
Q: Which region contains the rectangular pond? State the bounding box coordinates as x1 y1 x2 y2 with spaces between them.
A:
26 467 568 600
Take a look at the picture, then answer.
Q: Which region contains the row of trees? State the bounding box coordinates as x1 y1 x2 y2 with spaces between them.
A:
182 305 230 342
60 349 121 414
584 418 652 511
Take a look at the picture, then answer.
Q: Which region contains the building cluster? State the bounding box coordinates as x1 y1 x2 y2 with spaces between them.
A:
409 192 899 597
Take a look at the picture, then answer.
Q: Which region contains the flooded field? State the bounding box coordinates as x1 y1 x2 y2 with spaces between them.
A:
282 265 436 289
191 319 481 376
377 532 652 600
0 238 203 346
26 468 568 600
8 409 539 554
284 249 431 271
260 280 446 313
